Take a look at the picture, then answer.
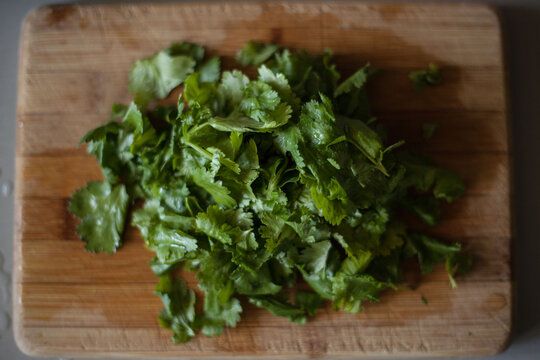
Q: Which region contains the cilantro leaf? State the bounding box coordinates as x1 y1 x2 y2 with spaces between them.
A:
299 240 332 274
155 274 196 343
79 120 134 185
69 181 129 253
196 295 242 337
218 70 250 111
335 65 371 97
405 233 461 274
332 274 390 313
446 252 473 288
258 65 299 109
270 48 340 100
340 115 388 175
333 64 374 122
433 170 466 202
400 195 440 226
193 249 243 337
295 291 324 316
195 205 256 247
110 103 128 120
197 56 221 83
129 44 198 106
209 107 291 133
132 199 198 264
237 41 280 66
249 295 307 324
232 264 282 295
409 63 442 92
168 41 205 61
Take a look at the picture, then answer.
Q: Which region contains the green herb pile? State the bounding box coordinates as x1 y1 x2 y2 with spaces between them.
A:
69 41 471 343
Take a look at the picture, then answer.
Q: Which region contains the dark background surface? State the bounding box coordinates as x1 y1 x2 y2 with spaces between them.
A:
0 1 539 359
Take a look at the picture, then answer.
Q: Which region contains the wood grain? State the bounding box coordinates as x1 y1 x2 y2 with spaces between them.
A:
14 2 512 358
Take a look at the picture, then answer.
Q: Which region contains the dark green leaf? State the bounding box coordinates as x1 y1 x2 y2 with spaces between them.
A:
433 170 466 202
406 233 461 274
295 291 323 316
446 252 473 288
249 295 307 324
155 274 196 343
409 63 442 92
237 41 280 66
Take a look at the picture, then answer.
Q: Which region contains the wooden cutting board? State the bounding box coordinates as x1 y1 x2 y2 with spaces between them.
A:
14 2 512 358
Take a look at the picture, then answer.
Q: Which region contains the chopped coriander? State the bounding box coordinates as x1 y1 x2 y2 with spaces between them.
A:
409 63 442 92
69 42 471 343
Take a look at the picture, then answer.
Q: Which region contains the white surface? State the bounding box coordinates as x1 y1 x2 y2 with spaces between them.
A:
1 0 539 359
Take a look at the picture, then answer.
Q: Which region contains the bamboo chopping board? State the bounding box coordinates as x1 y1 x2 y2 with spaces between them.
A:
14 2 512 358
